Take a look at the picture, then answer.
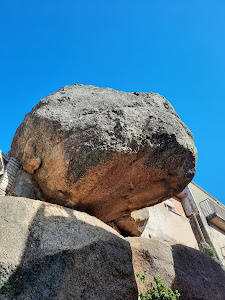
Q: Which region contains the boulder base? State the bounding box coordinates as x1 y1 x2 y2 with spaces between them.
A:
128 237 225 300
0 197 224 300
0 196 138 300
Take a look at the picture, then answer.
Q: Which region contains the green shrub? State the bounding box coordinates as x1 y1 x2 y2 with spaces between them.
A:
136 273 180 300
200 242 216 259
199 242 225 272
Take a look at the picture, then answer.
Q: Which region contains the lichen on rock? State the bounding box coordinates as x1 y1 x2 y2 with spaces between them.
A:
11 84 197 224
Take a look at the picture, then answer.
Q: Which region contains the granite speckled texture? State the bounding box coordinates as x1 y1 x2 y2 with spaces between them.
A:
11 84 197 223
0 196 138 300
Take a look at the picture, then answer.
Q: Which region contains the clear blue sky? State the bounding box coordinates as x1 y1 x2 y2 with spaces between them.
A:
1 1 224 204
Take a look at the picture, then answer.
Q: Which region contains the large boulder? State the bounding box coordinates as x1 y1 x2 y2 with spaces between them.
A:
128 237 225 300
0 196 138 299
11 84 197 223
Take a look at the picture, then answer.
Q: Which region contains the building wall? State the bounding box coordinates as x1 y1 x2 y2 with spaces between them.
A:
188 182 225 265
132 182 225 265
159 197 186 216
132 203 199 249
172 196 186 216
181 186 198 217
208 224 225 266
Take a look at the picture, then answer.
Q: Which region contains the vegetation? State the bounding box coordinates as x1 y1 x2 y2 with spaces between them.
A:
200 242 225 272
136 273 180 300
200 242 217 259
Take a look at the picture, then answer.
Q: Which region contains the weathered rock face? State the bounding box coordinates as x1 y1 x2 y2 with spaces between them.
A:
128 237 225 300
1 197 224 300
0 196 138 299
11 84 197 223
12 169 45 201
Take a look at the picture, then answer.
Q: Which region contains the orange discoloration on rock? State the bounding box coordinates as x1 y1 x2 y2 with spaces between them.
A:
11 85 197 225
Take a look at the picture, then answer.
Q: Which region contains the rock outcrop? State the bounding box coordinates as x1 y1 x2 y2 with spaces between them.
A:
1 197 224 300
128 237 225 300
11 84 197 223
0 196 138 299
12 169 45 201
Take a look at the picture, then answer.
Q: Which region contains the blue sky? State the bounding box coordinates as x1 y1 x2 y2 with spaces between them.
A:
1 1 224 204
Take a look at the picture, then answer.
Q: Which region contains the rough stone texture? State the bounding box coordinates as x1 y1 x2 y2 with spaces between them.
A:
111 215 142 237
1 196 224 300
128 237 225 300
0 196 138 300
11 170 45 201
11 84 197 223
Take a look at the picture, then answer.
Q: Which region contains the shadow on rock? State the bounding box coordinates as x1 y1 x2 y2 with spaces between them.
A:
0 198 138 300
171 244 225 300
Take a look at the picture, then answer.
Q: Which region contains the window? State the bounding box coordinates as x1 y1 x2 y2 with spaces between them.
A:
164 199 181 215
0 151 4 175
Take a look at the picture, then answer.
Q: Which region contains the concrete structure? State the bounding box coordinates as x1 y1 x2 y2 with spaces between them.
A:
132 182 225 267
181 182 225 266
132 196 199 249
0 150 21 196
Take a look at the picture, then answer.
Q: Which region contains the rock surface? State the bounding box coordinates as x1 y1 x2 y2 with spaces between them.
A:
0 196 138 299
12 169 45 201
128 237 225 300
11 84 197 223
1 197 224 300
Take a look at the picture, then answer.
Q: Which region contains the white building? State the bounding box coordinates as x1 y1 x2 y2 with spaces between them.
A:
0 150 21 196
